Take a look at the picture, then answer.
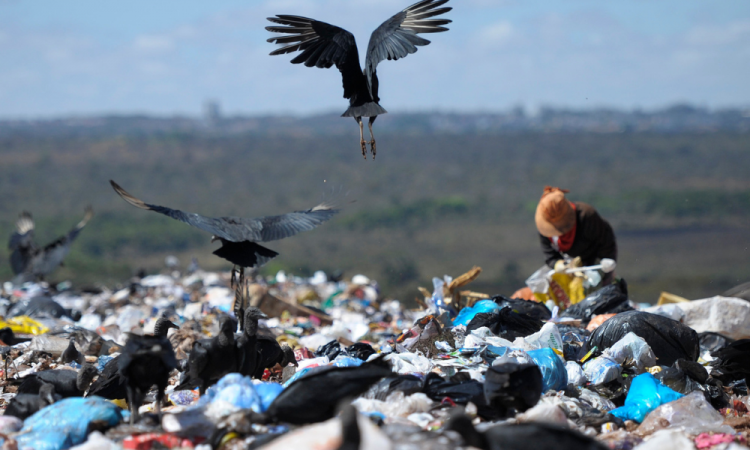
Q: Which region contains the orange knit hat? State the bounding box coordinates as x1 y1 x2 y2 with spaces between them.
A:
535 186 576 237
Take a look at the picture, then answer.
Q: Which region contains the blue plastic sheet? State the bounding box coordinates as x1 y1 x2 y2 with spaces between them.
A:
526 348 568 392
16 397 123 450
452 299 500 327
610 373 684 423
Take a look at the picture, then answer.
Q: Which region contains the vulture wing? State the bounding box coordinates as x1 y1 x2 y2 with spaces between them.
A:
365 0 452 97
110 180 339 244
266 16 367 101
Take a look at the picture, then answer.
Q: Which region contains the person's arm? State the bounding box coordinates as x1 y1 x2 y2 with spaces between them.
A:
580 208 617 261
539 233 563 267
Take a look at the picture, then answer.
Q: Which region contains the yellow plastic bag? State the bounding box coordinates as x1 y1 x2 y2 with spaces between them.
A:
532 273 586 308
0 315 49 336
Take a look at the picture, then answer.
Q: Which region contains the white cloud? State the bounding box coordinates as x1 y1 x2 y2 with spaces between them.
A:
685 19 750 46
480 21 514 44
133 35 174 53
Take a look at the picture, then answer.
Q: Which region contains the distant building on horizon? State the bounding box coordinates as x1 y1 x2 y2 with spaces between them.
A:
203 100 222 126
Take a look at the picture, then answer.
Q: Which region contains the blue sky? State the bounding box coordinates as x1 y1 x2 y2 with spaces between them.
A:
1 0 748 118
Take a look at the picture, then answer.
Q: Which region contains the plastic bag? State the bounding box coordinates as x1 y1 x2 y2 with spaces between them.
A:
709 338 750 385
16 397 124 450
69 431 120 450
522 322 564 356
0 315 49 335
466 307 543 341
566 361 587 386
560 279 632 325
7 295 74 319
526 348 568 392
588 311 699 366
484 360 543 416
603 332 656 372
698 331 734 354
583 356 621 385
254 381 285 412
364 375 424 401
453 300 500 327
579 388 616 412
633 429 694 450
525 266 550 294
610 373 683 423
383 352 433 375
636 391 735 436
0 415 22 433
352 391 434 418
197 373 263 418
492 296 552 321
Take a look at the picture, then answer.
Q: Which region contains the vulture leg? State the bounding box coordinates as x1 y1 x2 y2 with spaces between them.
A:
126 385 139 425
232 266 245 332
368 116 378 159
357 117 366 159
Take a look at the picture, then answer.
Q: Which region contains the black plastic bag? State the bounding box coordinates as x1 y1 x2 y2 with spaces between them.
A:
365 375 423 401
266 357 393 424
559 325 591 362
422 373 499 420
466 307 543 340
559 400 624 429
8 296 80 321
711 339 750 385
345 342 376 361
699 331 734 354
314 340 343 360
588 311 699 366
484 361 542 417
560 279 632 325
314 340 376 361
492 296 551 321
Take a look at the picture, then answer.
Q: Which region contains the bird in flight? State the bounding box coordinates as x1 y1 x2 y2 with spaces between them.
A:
8 207 93 284
109 180 339 272
266 0 452 159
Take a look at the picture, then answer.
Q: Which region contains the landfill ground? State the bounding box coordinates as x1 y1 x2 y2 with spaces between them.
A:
1 267 750 450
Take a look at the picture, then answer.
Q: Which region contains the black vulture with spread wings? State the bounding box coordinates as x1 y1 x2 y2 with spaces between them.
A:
266 0 452 159
110 181 339 273
8 207 93 283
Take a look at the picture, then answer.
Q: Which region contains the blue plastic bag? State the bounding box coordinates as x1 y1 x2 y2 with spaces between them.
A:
197 373 284 413
610 373 684 423
254 381 284 412
332 356 364 368
452 299 500 327
16 397 123 450
526 348 568 392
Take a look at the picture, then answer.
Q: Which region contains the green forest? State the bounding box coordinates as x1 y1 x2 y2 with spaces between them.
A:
1 126 749 303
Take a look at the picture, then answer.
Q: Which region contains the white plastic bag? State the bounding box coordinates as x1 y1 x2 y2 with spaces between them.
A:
565 361 587 386
636 391 735 436
583 356 621 385
603 332 656 372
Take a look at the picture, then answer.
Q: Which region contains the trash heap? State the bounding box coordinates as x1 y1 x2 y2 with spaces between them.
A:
1 267 750 450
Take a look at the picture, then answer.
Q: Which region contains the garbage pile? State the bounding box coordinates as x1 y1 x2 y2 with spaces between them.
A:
1 267 750 450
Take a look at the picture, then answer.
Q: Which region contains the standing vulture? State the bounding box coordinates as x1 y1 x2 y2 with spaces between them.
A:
266 0 452 159
8 207 93 283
